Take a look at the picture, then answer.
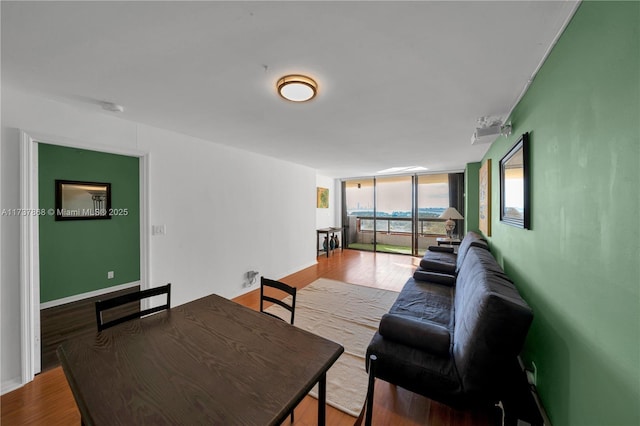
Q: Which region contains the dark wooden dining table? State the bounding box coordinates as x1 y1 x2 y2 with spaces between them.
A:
57 293 344 425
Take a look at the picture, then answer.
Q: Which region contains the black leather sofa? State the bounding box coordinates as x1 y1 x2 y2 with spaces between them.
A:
412 231 489 285
366 244 533 409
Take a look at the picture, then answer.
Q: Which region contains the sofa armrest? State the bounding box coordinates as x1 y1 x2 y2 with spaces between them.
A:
378 314 450 357
427 246 455 253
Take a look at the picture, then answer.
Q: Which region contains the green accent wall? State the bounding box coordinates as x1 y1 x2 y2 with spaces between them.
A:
480 2 639 425
39 144 140 303
464 162 480 234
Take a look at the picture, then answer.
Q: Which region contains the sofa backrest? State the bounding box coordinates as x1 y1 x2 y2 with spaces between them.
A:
452 247 533 396
455 231 489 273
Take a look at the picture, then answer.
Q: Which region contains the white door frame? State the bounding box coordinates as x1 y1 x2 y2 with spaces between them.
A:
19 130 150 384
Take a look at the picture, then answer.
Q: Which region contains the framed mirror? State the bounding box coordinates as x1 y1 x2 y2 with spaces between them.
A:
500 132 530 229
55 180 111 221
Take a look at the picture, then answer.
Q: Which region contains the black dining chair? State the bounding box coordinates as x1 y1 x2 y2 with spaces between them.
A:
260 277 297 423
95 283 171 332
260 277 297 325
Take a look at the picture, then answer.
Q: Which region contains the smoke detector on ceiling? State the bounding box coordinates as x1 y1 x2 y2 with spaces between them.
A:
101 101 124 113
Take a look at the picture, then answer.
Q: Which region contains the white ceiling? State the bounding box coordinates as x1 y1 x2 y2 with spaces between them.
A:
1 1 579 178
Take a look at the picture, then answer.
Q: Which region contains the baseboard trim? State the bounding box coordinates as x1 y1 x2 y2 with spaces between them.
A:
230 260 318 300
530 386 552 426
1 377 23 395
40 281 140 310
517 356 553 426
281 260 319 281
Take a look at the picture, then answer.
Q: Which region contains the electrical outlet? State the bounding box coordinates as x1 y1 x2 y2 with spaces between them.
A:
107 271 114 279
526 361 538 386
243 271 259 288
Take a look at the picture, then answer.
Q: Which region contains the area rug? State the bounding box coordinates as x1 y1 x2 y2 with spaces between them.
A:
267 278 398 417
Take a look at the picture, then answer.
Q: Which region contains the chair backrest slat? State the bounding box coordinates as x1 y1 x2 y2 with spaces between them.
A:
262 295 294 313
260 277 296 325
95 283 171 331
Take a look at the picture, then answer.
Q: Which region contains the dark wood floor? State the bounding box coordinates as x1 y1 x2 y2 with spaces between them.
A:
2 249 497 426
40 286 141 372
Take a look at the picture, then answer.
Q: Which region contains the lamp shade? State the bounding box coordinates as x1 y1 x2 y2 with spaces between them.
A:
439 207 464 220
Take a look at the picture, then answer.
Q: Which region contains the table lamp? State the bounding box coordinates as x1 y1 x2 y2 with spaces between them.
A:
439 207 464 239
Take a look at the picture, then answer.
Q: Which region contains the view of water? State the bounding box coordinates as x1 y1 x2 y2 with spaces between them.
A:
347 207 446 218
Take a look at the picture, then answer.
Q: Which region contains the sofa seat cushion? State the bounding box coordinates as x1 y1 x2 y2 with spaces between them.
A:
388 278 454 329
379 314 451 356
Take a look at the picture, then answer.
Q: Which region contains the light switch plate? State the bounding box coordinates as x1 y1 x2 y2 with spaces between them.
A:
152 225 166 236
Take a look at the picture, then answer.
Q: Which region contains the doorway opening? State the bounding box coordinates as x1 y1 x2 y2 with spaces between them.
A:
19 130 149 383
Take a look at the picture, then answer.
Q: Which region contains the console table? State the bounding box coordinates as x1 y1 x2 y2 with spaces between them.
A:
317 227 343 258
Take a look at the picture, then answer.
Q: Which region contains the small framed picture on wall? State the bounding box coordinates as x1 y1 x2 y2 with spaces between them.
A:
317 187 329 208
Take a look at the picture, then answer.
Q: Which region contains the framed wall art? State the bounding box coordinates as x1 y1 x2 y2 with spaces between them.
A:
479 160 491 236
316 187 329 208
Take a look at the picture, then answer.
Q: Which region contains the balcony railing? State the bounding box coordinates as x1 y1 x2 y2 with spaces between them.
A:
354 216 447 236
345 216 461 256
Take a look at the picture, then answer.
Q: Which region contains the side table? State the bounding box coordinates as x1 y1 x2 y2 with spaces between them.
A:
317 227 344 258
436 237 461 247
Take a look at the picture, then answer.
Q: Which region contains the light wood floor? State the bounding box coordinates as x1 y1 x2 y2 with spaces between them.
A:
1 249 495 426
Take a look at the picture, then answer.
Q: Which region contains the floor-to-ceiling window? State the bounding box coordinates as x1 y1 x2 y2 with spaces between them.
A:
416 174 449 255
343 179 375 251
343 173 464 256
374 175 413 254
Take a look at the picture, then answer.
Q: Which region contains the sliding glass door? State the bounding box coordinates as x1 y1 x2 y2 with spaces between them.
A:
343 173 463 256
343 179 375 251
416 174 449 256
374 175 413 254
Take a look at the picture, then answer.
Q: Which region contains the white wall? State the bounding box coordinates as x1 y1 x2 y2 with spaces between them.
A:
138 125 317 304
315 174 339 229
1 87 318 391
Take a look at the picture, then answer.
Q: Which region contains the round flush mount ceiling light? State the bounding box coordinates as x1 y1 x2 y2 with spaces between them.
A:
277 74 318 102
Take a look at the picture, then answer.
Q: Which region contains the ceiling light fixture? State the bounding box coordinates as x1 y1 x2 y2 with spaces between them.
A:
277 75 318 102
